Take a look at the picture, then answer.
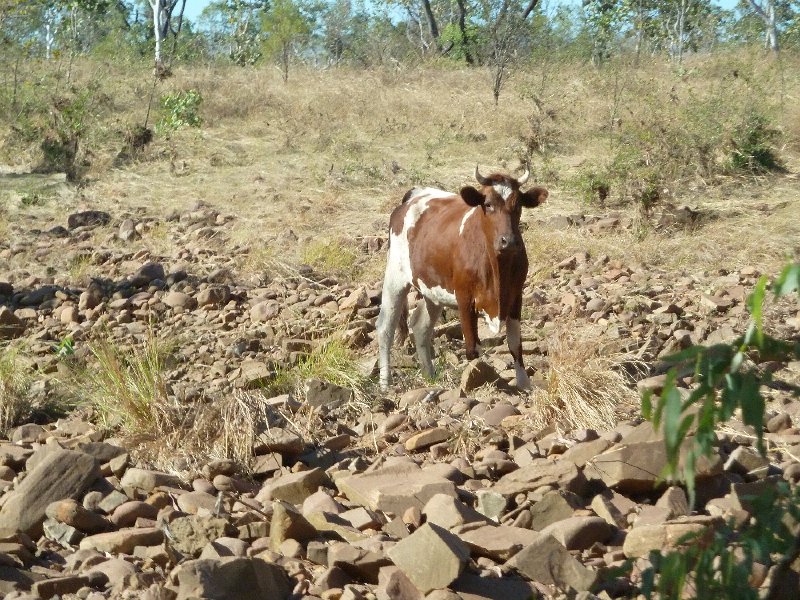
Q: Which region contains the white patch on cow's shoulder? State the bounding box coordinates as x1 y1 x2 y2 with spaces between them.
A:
493 184 512 200
418 280 458 307
459 206 478 236
481 311 501 334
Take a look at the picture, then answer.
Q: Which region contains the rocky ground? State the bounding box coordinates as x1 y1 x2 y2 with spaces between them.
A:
0 198 799 600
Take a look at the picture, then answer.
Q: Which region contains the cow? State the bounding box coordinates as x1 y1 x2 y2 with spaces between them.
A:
376 166 548 392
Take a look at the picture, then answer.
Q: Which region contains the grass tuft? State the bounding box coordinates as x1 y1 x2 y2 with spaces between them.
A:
0 347 34 435
527 328 639 432
84 335 176 435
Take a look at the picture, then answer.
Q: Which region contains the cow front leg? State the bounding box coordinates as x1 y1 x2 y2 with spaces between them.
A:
377 280 410 392
410 298 443 380
507 299 531 390
457 295 479 360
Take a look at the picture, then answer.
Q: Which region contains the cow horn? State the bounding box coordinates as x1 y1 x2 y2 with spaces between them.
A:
475 165 491 186
517 166 530 185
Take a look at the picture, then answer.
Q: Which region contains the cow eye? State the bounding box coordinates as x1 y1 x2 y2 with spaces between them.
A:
485 204 495 213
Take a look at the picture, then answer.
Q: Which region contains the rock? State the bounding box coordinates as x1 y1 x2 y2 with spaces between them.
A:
132 262 165 285
376 566 423 600
109 501 159 527
0 449 99 538
67 210 111 229
539 516 614 551
305 379 354 409
493 458 587 497
585 439 721 494
10 424 44 444
724 446 770 477
387 523 469 594
622 516 719 558
655 486 690 519
404 428 449 452
337 460 457 515
506 534 597 592
328 542 392 583
450 573 536 600
31 575 90 599
120 468 183 494
250 301 280 322
118 218 137 241
172 557 291 600
163 291 197 310
258 467 330 505
474 490 507 522
167 516 238 557
79 527 163 554
0 307 25 339
270 501 318 551
461 360 500 392
590 490 636 529
197 286 230 308
529 490 583 531
422 494 488 530
456 524 540 561
45 499 109 534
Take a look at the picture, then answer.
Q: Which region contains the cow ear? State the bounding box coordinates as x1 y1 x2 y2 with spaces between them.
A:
520 187 548 208
459 186 485 207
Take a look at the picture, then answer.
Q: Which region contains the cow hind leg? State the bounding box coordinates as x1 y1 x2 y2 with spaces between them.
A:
457 295 480 360
410 298 443 380
377 278 410 392
507 317 531 390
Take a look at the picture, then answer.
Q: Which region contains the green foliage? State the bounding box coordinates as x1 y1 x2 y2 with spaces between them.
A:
729 111 783 173
641 481 800 599
261 0 311 82
156 89 203 134
640 263 800 599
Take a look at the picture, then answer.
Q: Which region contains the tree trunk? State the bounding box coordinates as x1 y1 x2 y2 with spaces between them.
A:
455 0 473 64
748 0 779 53
420 0 440 49
149 0 165 66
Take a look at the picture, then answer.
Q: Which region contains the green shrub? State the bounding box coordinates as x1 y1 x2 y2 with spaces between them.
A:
157 89 203 134
728 111 782 173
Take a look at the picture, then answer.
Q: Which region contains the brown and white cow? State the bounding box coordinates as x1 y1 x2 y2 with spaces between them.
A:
377 166 548 391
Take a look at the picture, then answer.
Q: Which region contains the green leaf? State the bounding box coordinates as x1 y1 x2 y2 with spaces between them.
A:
746 275 768 347
773 263 800 297
642 390 653 420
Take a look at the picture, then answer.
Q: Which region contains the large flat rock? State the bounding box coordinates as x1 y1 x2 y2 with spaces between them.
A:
492 458 587 497
336 460 456 515
0 450 99 538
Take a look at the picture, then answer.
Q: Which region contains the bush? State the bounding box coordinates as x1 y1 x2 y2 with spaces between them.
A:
156 89 203 134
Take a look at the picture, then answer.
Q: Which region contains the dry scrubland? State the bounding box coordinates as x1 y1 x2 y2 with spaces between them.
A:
0 52 799 599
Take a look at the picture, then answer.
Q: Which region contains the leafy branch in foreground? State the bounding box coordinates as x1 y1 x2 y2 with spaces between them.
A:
643 263 800 505
640 263 800 599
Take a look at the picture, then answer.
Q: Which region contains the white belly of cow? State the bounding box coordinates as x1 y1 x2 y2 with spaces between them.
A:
417 281 458 307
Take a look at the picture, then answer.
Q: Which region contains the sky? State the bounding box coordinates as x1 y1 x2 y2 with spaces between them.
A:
183 0 741 24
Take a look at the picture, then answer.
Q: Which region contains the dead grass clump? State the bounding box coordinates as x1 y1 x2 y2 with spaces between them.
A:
0 346 34 434
527 328 639 432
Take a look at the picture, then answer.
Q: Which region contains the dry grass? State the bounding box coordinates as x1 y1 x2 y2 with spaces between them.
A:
526 327 642 432
83 334 177 434
0 346 34 435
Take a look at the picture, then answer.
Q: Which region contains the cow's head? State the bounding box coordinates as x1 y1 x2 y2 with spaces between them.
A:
459 166 548 254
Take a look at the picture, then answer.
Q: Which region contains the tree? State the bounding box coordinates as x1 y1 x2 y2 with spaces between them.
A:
262 0 311 82
200 0 266 65
146 0 182 67
746 0 780 51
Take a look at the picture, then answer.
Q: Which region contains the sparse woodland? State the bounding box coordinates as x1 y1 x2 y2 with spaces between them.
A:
1 1 800 599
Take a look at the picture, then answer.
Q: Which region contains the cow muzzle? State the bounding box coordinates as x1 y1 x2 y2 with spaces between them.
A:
497 234 518 252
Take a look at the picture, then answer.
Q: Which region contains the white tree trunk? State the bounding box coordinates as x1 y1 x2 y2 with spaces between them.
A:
149 0 166 66
748 0 779 53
